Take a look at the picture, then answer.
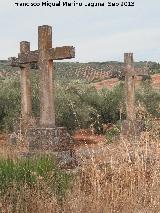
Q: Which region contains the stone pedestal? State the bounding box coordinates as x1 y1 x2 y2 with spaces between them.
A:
26 127 73 152
122 119 145 137
25 127 77 168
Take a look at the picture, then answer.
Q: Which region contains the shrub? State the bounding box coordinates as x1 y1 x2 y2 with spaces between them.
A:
77 82 125 132
136 81 160 118
0 77 21 131
1 75 159 134
0 77 125 133
55 81 96 132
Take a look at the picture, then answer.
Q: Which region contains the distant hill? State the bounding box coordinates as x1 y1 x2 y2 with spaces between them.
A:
0 60 160 82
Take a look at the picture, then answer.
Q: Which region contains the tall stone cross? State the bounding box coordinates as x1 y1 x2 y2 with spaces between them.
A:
123 53 149 134
124 53 135 122
9 41 32 123
9 25 75 127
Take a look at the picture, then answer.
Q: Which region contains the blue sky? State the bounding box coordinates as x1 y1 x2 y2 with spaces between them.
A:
0 0 160 62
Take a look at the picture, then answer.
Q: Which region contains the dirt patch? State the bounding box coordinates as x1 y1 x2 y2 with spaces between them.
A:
0 134 8 145
92 74 160 90
72 129 106 145
151 73 160 89
92 78 119 90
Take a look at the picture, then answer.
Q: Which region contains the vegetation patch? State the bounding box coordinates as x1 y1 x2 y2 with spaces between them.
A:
0 155 72 198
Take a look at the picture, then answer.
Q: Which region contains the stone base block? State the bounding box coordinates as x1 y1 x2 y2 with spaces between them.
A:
54 150 77 169
12 117 37 134
8 127 78 169
122 119 145 137
26 127 74 152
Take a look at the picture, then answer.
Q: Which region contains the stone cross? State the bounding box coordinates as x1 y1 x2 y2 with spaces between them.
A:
9 41 32 123
123 53 149 127
9 25 75 127
124 53 135 122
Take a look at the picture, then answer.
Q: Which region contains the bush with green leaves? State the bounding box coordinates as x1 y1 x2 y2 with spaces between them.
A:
55 81 97 132
0 77 21 131
136 81 160 118
76 82 125 132
54 81 126 133
0 75 159 133
0 77 129 133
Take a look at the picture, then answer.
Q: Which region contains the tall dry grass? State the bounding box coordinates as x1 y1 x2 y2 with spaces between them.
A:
62 125 160 213
0 120 160 213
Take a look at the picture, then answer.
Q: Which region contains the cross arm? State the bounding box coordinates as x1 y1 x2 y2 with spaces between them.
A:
8 57 28 68
49 46 75 60
122 67 149 77
134 67 149 76
8 51 38 66
18 50 39 64
17 46 75 64
8 57 19 67
8 56 37 69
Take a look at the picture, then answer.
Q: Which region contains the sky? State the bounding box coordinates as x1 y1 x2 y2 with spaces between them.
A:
0 0 160 62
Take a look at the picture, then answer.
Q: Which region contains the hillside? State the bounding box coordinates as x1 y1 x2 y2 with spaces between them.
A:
0 60 160 85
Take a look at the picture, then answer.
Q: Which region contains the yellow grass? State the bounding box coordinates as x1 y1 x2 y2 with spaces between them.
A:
0 120 160 213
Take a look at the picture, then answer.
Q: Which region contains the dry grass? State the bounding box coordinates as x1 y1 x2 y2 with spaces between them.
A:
0 121 160 213
62 128 160 213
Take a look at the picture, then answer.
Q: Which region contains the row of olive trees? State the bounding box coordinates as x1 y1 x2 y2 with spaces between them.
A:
0 76 159 133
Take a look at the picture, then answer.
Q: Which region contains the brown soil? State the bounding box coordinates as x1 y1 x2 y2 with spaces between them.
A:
72 129 106 145
0 134 8 145
151 73 160 89
92 74 160 90
92 78 119 90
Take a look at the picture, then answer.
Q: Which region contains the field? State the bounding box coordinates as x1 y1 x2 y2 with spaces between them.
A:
0 60 160 212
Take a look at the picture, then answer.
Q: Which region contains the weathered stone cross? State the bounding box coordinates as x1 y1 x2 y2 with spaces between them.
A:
9 41 32 124
123 53 149 135
9 25 75 127
124 53 136 122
